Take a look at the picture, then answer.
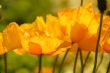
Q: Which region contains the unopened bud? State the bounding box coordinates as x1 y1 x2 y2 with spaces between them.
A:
97 0 107 13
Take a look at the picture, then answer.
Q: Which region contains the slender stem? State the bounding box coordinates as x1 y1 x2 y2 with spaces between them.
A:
106 61 110 73
73 48 80 73
59 49 69 73
52 55 59 73
38 54 42 73
4 53 7 73
79 0 83 72
80 0 83 6
96 53 104 72
79 49 83 73
81 51 91 73
83 51 91 68
92 13 103 73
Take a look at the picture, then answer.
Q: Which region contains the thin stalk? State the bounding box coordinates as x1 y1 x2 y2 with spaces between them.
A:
82 51 91 73
4 53 7 73
83 51 91 68
106 61 110 73
79 0 83 73
92 13 104 73
79 49 83 73
38 54 42 73
96 53 104 72
52 55 59 73
73 48 80 73
59 49 69 73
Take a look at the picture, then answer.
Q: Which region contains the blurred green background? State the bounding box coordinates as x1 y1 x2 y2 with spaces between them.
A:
0 0 69 31
0 0 52 31
0 0 110 73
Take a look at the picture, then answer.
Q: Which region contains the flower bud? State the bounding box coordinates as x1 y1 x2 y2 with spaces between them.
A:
97 0 107 13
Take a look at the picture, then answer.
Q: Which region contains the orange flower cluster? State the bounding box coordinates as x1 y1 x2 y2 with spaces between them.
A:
0 3 110 55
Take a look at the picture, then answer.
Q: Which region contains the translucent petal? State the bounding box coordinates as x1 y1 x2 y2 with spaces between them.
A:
3 22 23 50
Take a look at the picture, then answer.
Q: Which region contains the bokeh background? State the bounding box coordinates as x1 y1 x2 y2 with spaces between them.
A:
0 0 110 73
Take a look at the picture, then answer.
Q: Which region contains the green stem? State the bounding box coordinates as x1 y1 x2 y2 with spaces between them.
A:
79 0 83 72
80 51 91 73
73 48 80 73
52 55 59 73
4 53 7 73
83 51 91 68
59 49 69 73
96 53 104 72
106 61 110 73
79 49 83 73
92 13 103 73
38 54 42 73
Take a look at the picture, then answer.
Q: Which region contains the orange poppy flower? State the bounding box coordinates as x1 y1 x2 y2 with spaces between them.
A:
57 3 110 53
57 3 98 52
74 4 110 53
103 38 110 53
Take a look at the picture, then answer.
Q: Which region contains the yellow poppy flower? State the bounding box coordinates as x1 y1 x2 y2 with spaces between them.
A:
3 22 29 54
58 8 77 42
32 16 46 35
20 23 36 38
4 3 110 55
46 14 71 50
28 35 69 55
46 14 65 40
22 15 71 55
3 22 23 50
